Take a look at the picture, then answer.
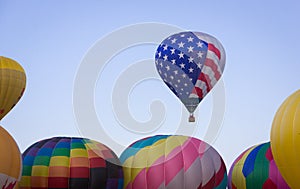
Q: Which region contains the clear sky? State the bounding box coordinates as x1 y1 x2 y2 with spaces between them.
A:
1 0 300 169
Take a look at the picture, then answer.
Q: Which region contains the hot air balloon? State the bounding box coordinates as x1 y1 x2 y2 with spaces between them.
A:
0 56 26 121
270 89 300 188
0 126 22 189
155 31 225 122
228 142 289 189
120 135 227 189
19 137 123 189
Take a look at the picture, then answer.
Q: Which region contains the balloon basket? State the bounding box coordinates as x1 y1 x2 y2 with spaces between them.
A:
189 114 195 122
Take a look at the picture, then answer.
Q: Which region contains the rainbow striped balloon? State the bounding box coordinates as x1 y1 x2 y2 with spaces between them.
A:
120 135 227 189
228 142 290 189
19 137 123 189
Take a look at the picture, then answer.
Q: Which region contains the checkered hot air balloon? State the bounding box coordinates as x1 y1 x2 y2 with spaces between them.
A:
19 137 123 189
120 135 227 189
155 31 225 122
228 142 290 189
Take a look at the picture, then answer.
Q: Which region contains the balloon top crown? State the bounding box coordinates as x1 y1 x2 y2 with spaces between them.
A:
0 56 26 73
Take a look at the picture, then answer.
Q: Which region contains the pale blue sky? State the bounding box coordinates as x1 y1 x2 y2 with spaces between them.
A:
1 0 300 169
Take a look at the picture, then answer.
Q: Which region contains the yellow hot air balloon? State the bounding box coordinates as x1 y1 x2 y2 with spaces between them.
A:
270 89 300 188
0 126 22 189
0 56 26 120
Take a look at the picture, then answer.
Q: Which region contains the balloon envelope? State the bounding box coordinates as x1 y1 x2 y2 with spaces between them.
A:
120 135 227 189
19 137 123 189
0 126 22 189
228 142 289 189
155 31 225 119
0 56 26 120
270 89 300 188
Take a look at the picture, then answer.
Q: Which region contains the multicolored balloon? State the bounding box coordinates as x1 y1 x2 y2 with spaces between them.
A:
228 142 289 189
0 126 22 189
0 56 26 120
19 137 123 189
155 31 225 122
270 89 300 188
120 135 227 189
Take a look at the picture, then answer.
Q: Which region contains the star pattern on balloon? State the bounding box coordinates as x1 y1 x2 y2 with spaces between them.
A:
155 31 225 121
155 32 208 99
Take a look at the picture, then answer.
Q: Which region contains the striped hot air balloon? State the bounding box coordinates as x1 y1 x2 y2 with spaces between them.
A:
0 56 26 121
0 126 22 189
19 137 123 189
120 135 227 189
228 142 289 189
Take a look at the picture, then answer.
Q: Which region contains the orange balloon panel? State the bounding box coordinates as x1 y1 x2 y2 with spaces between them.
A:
0 56 26 120
0 126 22 189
